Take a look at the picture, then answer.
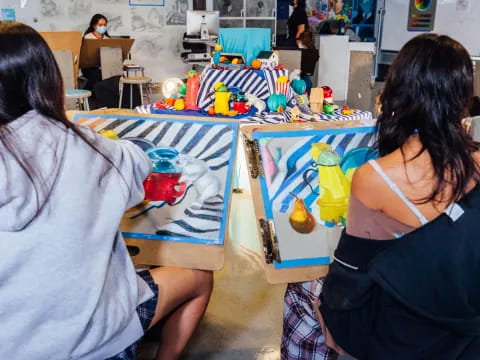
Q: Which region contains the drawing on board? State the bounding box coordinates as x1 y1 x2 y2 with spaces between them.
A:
130 7 165 32
166 0 188 25
73 115 238 245
253 127 377 268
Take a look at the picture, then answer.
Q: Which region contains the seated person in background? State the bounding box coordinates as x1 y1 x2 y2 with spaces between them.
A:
0 22 213 360
297 30 319 95
81 13 141 109
81 14 110 95
318 34 480 359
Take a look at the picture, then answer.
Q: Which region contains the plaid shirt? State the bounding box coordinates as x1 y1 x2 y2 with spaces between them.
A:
281 279 337 360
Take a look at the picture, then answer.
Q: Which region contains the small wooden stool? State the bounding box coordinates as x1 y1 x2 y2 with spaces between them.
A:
65 89 92 111
119 76 152 109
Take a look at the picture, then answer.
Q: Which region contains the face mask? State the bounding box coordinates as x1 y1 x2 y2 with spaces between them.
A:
96 25 107 35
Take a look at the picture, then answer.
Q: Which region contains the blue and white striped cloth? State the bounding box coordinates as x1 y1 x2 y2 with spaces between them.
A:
76 115 236 243
197 68 291 110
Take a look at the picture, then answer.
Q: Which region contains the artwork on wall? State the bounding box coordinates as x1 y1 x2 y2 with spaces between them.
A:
73 114 238 246
67 0 93 17
132 34 165 57
407 0 437 31
246 0 274 17
129 0 165 6
40 0 60 17
213 0 243 17
130 7 165 32
166 0 188 25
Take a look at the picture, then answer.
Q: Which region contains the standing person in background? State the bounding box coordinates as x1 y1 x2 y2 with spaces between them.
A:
297 30 319 95
0 22 213 360
287 0 309 47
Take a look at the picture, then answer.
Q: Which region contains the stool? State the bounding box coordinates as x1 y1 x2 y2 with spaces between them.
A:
123 65 145 78
65 89 91 111
119 76 152 109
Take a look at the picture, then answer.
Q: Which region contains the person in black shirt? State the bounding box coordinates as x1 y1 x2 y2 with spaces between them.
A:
286 0 308 47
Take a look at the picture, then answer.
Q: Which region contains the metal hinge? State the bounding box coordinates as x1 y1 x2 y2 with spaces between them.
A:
259 218 281 264
244 136 264 179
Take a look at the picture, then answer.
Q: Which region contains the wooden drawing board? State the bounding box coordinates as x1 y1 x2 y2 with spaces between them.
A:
40 31 82 86
241 120 377 284
80 39 135 69
72 111 239 271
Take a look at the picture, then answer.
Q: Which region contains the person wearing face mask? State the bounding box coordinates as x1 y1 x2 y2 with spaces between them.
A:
80 14 111 107
84 13 110 39
286 0 308 47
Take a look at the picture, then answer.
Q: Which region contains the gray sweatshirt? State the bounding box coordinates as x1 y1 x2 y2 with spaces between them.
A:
0 111 154 359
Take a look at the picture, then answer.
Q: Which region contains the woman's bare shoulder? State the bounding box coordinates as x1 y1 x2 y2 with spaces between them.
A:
351 159 388 211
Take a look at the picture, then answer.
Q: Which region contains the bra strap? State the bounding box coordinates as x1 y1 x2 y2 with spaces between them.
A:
368 160 429 225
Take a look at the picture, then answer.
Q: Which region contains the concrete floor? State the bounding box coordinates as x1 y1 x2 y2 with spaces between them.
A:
135 192 355 360
137 192 286 360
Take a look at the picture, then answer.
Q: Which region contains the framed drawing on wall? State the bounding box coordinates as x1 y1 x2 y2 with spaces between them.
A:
129 0 165 6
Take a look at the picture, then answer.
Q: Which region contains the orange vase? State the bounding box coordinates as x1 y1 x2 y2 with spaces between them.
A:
185 74 200 110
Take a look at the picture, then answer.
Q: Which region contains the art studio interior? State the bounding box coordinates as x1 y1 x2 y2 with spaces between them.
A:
1 0 480 359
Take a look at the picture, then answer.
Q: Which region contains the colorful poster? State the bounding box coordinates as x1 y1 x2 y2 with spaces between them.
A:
408 0 437 31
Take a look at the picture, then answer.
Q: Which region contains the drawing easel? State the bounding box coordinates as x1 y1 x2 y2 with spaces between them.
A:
79 38 135 69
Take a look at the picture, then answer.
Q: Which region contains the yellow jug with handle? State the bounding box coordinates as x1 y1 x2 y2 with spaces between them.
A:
304 143 351 224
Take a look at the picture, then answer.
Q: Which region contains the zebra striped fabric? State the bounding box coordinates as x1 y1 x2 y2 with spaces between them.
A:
74 114 238 245
197 68 290 110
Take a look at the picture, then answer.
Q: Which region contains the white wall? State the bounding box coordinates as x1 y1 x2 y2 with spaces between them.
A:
3 0 191 82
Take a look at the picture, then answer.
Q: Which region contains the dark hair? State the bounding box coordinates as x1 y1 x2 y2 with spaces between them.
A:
0 22 117 220
376 34 479 204
84 14 109 37
298 29 315 48
317 19 339 35
297 0 306 8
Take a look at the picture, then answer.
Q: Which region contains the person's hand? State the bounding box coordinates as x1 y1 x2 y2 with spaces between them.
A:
313 297 347 355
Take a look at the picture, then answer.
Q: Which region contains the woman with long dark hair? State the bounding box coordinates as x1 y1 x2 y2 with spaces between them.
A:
0 22 212 360
318 34 480 359
81 14 110 98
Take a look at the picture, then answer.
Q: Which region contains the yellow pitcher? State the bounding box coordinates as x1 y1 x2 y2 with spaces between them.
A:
214 91 231 115
306 143 351 224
